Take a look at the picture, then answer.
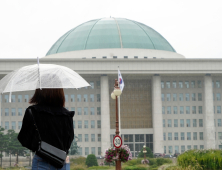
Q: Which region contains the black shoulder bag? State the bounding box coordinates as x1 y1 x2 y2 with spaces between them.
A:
29 109 66 168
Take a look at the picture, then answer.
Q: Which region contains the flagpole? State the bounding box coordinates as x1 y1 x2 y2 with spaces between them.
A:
118 67 121 137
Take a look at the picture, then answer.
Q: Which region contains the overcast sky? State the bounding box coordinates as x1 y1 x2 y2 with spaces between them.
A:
0 0 221 59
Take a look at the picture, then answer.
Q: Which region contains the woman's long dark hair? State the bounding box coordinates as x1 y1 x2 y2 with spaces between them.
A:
29 88 65 107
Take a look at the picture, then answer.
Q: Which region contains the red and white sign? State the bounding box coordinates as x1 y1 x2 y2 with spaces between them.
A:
113 135 122 148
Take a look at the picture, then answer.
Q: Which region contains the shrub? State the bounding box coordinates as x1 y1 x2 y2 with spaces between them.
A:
70 164 87 170
138 147 154 158
123 165 147 170
148 158 157 165
85 154 98 167
70 156 86 165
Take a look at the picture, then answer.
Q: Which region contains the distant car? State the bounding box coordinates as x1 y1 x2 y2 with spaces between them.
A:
173 153 180 157
154 153 163 158
164 154 172 158
96 156 104 159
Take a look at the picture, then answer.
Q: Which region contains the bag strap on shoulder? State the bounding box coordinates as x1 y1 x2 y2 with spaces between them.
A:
29 108 42 141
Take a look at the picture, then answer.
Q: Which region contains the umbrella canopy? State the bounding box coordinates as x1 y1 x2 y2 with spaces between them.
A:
0 64 90 95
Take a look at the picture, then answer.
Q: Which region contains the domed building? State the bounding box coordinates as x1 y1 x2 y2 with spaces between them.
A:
0 18 221 159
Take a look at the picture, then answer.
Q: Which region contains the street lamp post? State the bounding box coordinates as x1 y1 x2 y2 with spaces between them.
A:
143 145 147 164
111 79 122 170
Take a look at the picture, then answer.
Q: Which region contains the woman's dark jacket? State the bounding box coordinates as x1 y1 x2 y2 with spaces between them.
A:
17 104 74 154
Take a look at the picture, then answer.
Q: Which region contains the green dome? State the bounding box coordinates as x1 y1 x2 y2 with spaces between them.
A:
46 18 176 55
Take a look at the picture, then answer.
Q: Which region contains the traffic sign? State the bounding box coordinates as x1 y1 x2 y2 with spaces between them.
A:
113 135 122 148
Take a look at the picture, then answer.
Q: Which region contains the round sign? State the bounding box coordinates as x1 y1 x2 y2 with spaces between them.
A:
113 135 122 148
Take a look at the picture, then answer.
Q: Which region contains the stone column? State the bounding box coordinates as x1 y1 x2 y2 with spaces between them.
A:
152 75 163 153
100 75 111 155
204 74 215 149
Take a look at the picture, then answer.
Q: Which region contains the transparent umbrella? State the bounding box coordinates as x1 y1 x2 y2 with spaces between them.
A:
0 63 90 101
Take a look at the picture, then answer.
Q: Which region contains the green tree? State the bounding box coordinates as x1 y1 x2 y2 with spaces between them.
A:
137 147 154 158
85 154 98 167
0 127 7 168
69 135 80 155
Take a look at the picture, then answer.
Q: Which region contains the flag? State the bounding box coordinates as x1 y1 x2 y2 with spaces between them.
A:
118 69 124 91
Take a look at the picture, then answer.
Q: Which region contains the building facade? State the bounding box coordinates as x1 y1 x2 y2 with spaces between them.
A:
0 18 221 158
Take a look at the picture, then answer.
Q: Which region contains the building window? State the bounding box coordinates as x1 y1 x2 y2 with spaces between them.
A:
199 132 204 140
194 145 198 149
84 120 88 128
78 147 82 156
219 145 222 150
90 81 94 89
200 145 204 149
192 93 196 101
218 119 222 127
4 95 9 103
187 145 191 150
96 81 100 89
65 95 68 102
98 147 101 155
174 132 178 140
18 95 22 102
163 133 166 141
84 107 88 115
161 81 164 88
168 133 172 140
179 81 183 88
173 94 177 101
78 121 82 129
11 121 16 130
163 119 165 127
186 119 190 127
85 147 89 155
181 145 185 153
180 119 184 127
166 82 170 88
91 120 95 128
71 107 75 112
193 132 197 140
192 106 196 114
187 132 191 140
71 95 75 102
217 106 221 114
193 119 197 127
218 132 222 140
90 94 94 102
216 81 220 88
167 107 171 114
18 108 22 116
198 80 202 88
98 134 101 142
161 94 164 101
97 94 101 102
85 134 89 142
217 93 221 101
198 93 202 101
186 94 190 101
78 134 82 142
90 107 95 115
5 121 9 130
135 134 144 142
97 120 101 128
83 94 88 102
77 94 81 102
11 108 16 116
5 108 9 116
162 107 165 114
164 146 166 154
91 147 96 155
169 146 172 154
181 132 185 140
97 107 101 115
11 95 15 102
91 134 95 142
173 106 177 114
172 82 176 88
18 121 22 130
174 119 178 127
24 95 29 102
77 107 82 115
167 94 171 101
191 81 195 88
199 119 203 127
186 106 190 114
179 93 183 101
199 106 203 114
185 81 189 88
175 146 179 153
180 106 184 114
168 119 172 127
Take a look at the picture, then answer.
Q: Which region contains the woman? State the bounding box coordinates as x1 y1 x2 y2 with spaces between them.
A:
18 88 74 170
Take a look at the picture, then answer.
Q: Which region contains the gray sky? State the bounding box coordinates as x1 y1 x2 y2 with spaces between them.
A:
0 0 221 59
